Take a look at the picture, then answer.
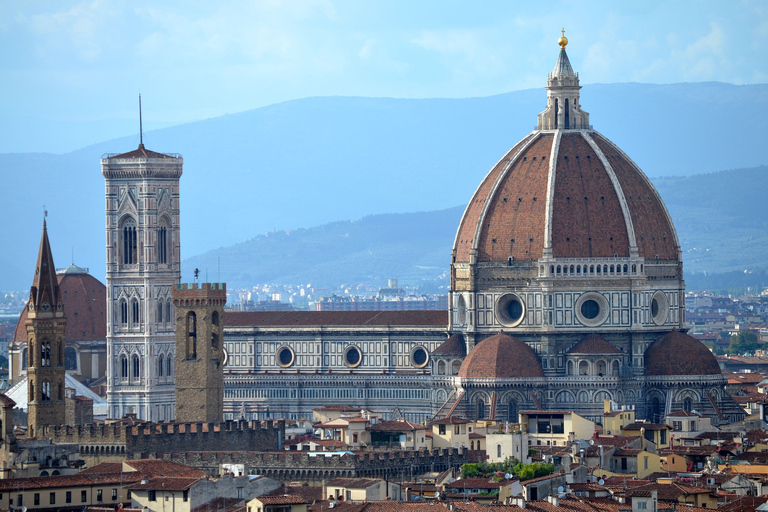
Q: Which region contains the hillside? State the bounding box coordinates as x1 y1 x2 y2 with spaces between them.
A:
1 82 767 290
182 166 768 291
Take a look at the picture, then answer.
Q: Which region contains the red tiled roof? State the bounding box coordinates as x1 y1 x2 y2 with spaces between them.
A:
128 476 202 491
432 333 466 357
568 334 621 354
256 495 308 505
225 310 447 327
326 478 382 488
645 330 722 376
458 332 543 379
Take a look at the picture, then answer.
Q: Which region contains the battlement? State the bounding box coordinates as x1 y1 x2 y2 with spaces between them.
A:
40 419 282 454
173 283 227 305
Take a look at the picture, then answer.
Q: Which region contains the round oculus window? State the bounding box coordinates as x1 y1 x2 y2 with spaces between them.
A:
650 291 669 326
495 293 526 327
411 346 429 368
344 346 362 368
581 299 600 320
575 293 609 327
276 346 295 367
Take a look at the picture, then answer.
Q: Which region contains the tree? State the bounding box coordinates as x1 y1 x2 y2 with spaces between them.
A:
727 331 759 355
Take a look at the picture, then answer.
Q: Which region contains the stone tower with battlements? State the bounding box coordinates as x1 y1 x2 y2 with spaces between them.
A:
173 283 226 424
102 144 182 421
26 221 67 435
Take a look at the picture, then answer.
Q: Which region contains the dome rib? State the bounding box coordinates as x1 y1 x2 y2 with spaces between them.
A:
591 133 681 260
581 131 637 253
471 133 543 261
542 130 562 256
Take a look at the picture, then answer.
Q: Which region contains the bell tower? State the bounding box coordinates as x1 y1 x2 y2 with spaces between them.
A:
26 221 66 435
102 143 183 421
173 282 226 423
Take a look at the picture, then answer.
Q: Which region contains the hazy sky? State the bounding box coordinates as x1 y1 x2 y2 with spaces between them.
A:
2 1 766 153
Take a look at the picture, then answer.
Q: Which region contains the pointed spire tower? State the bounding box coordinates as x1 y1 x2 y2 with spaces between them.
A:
537 30 590 130
26 220 67 434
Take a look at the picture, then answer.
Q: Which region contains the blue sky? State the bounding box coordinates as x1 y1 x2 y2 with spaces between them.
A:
2 0 766 153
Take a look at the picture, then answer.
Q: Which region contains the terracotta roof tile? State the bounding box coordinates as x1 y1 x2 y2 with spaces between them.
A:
458 332 543 379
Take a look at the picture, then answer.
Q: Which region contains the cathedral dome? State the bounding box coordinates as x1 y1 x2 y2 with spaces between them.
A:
458 332 544 379
452 47 680 265
14 268 106 343
645 330 721 376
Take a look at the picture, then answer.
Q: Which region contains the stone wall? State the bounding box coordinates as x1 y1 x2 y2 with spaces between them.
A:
38 420 283 460
156 447 471 484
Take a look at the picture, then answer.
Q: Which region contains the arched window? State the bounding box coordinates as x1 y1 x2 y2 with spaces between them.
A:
352 433 358 444
612 360 620 376
437 360 446 375
65 347 78 370
158 354 164 377
157 221 168 265
623 264 628 273
567 360 574 375
120 299 128 327
121 218 138 265
166 356 172 377
650 397 661 422
578 360 589 376
165 302 172 325
508 401 518 423
157 300 163 324
131 299 140 326
554 98 559 129
41 341 51 367
120 355 128 379
497 444 502 458
186 312 197 359
132 355 140 380
477 399 485 419
22 347 28 369
683 397 693 412
211 311 220 350
596 360 607 376
564 97 570 129
451 360 461 375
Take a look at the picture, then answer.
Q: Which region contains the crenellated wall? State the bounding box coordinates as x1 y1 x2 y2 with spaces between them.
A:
153 447 471 483
38 419 283 459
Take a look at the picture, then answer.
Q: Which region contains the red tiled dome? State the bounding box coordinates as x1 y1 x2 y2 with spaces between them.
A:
645 330 721 376
14 268 106 343
452 131 680 263
458 332 544 378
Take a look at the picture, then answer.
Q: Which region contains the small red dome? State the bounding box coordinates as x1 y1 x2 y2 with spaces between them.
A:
568 334 621 354
458 332 544 379
645 330 721 376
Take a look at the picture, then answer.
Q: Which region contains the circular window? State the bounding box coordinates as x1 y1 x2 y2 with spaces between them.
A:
650 291 669 326
575 292 609 327
344 346 362 368
276 346 295 368
411 346 429 368
581 300 600 319
495 293 526 327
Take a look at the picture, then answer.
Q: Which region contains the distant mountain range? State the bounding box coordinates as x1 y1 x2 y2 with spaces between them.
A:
1 82 767 291
182 166 768 292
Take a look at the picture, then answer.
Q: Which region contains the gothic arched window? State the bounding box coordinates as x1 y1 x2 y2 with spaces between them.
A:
158 354 164 378
165 302 172 325
157 300 163 324
132 355 140 380
120 355 128 379
683 397 693 412
477 399 485 420
120 300 128 327
166 356 172 377
131 299 140 327
121 218 138 265
157 220 168 265
41 341 51 367
508 400 518 423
